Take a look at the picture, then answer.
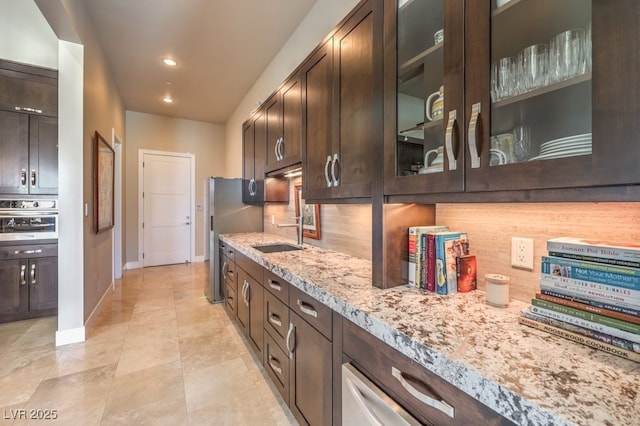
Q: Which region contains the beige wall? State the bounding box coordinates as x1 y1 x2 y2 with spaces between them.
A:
56 0 126 321
437 203 640 304
125 111 226 264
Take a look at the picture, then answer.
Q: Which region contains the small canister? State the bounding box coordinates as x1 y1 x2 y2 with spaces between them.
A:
485 274 510 307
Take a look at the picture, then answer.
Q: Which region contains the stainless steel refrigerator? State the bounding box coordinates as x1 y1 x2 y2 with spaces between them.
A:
206 177 263 303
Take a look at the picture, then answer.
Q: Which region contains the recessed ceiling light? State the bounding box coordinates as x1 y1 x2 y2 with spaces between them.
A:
162 96 174 104
163 58 177 66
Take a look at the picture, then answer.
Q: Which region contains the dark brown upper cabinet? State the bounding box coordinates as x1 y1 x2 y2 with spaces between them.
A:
265 74 303 173
242 112 265 204
302 0 383 203
384 0 640 202
0 60 58 117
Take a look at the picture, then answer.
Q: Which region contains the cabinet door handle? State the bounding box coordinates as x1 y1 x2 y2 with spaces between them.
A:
31 170 36 186
248 178 256 196
296 299 318 318
468 102 482 169
274 138 281 161
268 355 283 375
21 169 27 186
242 281 249 306
445 109 458 171
30 264 36 285
222 261 228 279
278 137 285 160
324 155 332 187
331 153 340 187
286 322 296 355
14 249 42 255
345 377 385 426
20 265 27 285
268 278 281 292
268 312 282 328
14 106 43 114
391 367 455 418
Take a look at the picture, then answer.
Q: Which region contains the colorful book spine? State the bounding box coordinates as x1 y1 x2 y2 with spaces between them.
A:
434 232 467 295
539 277 640 309
426 233 437 292
518 316 640 363
536 292 640 324
456 255 477 293
521 309 640 353
443 234 469 294
548 251 640 269
546 237 640 264
408 226 448 288
541 255 640 290
539 289 640 318
530 304 640 345
531 298 640 335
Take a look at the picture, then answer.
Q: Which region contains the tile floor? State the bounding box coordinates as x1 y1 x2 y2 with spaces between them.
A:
0 262 296 425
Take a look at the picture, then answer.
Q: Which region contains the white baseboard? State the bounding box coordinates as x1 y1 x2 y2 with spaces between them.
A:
55 326 85 346
83 281 113 339
124 261 141 270
193 255 204 263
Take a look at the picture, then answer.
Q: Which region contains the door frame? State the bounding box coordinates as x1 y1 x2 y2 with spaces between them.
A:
112 128 123 283
137 149 196 267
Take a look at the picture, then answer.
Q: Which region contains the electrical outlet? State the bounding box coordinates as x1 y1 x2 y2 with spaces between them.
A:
511 237 534 270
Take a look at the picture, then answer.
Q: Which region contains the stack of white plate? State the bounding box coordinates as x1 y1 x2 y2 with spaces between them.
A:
529 133 592 161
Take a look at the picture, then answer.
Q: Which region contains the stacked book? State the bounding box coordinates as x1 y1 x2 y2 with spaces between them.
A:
407 226 475 295
519 237 640 363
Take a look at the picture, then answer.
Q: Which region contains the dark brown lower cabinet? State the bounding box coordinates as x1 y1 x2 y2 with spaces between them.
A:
342 319 515 426
263 330 290 404
289 311 333 426
0 244 57 323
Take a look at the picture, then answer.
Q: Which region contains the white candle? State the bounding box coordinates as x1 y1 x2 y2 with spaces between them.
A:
485 274 510 307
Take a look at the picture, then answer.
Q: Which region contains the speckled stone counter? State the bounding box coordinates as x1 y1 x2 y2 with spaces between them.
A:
220 232 640 426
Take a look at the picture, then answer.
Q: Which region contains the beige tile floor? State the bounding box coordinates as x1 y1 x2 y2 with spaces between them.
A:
0 262 296 425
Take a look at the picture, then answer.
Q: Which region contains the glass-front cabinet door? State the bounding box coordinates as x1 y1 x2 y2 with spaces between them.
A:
465 0 640 192
384 0 465 196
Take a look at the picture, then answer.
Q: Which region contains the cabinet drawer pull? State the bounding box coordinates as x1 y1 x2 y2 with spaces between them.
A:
331 153 340 186
21 169 27 186
268 312 283 328
31 170 37 186
345 377 385 426
445 109 458 171
286 322 296 355
20 265 27 285
14 249 42 255
30 264 36 284
296 299 318 318
268 278 282 292
468 102 482 169
268 355 283 375
391 367 455 418
324 155 332 187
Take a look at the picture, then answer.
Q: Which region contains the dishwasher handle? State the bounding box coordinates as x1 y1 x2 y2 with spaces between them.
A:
391 367 455 418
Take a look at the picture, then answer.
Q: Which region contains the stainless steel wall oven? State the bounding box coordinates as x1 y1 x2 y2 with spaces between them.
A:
0 199 58 242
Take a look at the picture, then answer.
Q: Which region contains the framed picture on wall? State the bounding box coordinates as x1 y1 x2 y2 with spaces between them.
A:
94 130 115 234
294 183 321 240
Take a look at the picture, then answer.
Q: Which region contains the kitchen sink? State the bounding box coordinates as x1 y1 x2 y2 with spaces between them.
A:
252 243 303 253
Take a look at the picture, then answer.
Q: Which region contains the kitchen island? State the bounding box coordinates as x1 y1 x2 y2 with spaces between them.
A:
220 232 640 425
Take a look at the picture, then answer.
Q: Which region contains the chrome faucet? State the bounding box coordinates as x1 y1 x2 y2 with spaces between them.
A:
276 200 304 247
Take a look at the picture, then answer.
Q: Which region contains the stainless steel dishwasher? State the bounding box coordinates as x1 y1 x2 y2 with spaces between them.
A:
342 363 421 425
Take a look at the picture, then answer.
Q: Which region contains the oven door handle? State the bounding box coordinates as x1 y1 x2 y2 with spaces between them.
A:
0 211 58 216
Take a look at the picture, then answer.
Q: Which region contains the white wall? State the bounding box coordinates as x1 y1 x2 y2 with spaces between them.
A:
224 0 360 177
0 0 58 68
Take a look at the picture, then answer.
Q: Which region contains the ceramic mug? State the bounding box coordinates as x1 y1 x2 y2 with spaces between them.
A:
425 146 444 167
434 29 444 45
426 86 444 121
489 148 509 166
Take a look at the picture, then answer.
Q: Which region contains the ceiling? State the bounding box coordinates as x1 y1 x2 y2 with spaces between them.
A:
84 0 317 124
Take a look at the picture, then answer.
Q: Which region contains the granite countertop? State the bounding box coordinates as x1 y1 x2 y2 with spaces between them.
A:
220 232 640 426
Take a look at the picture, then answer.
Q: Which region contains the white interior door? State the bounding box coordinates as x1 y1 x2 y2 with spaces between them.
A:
142 152 191 267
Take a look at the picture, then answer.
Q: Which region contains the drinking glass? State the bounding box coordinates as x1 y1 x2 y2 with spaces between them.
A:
512 124 531 162
585 21 592 73
520 44 548 91
491 56 516 101
550 29 585 82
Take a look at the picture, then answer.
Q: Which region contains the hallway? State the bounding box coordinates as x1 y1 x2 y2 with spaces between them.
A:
0 263 295 425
